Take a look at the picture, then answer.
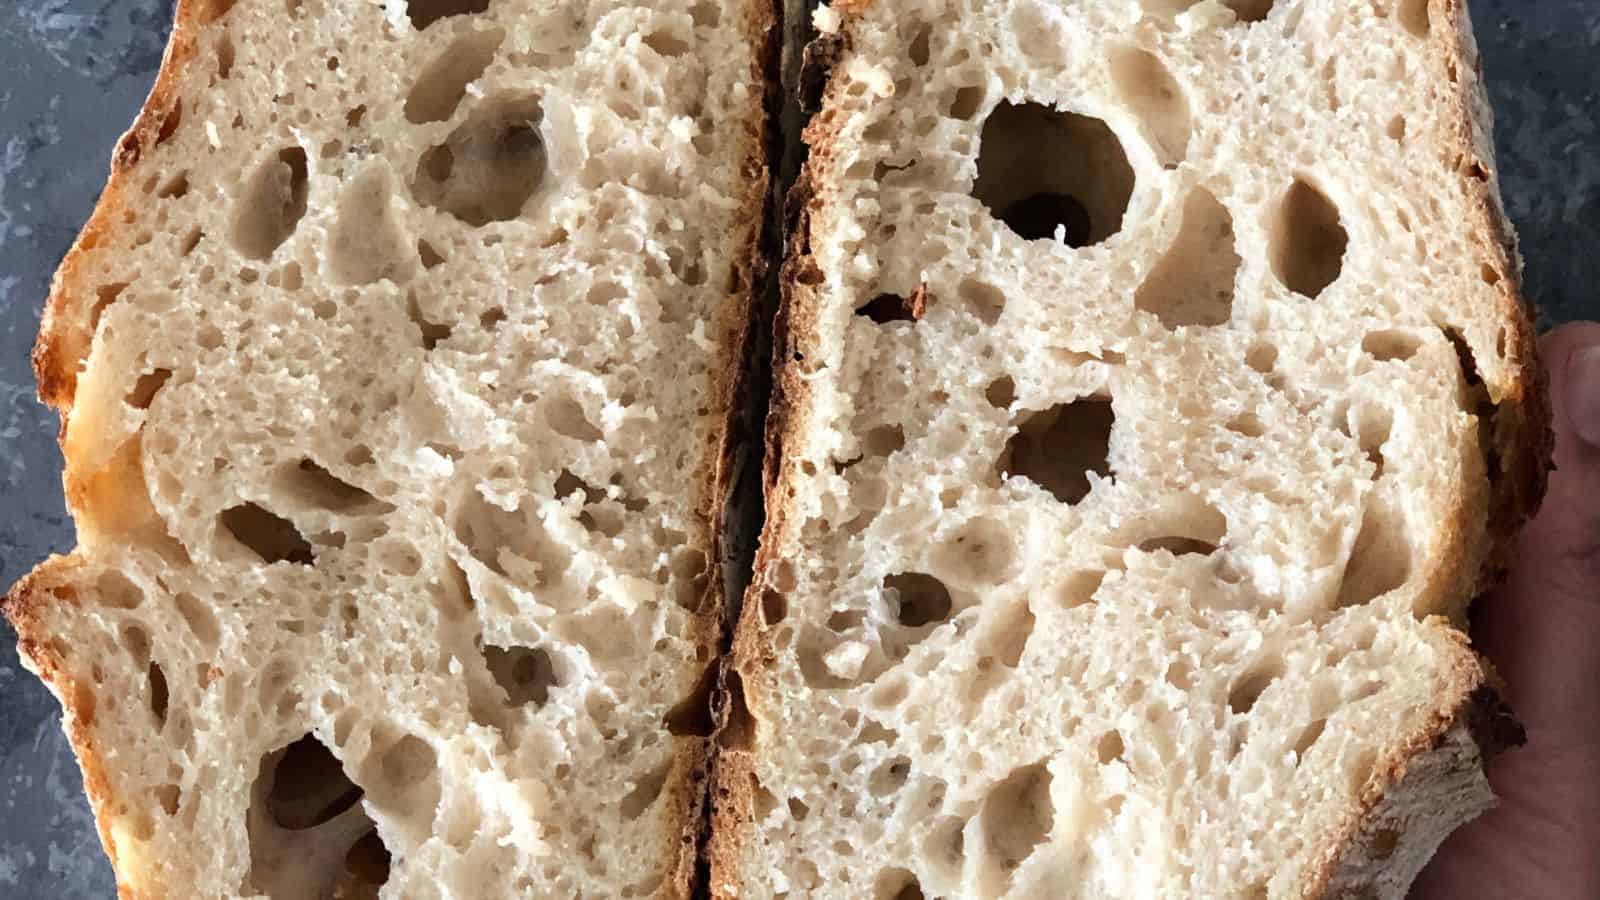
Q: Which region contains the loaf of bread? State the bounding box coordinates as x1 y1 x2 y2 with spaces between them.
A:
4 0 771 896
711 1 1546 898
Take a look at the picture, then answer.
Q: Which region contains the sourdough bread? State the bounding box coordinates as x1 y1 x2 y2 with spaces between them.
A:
5 0 771 896
712 1 1546 898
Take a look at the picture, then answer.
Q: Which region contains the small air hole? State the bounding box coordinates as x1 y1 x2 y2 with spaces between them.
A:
985 376 1016 409
1224 0 1275 22
220 503 315 565
621 763 671 819
1096 730 1125 764
1362 330 1422 362
1138 536 1218 557
908 26 931 66
856 286 927 324
483 645 558 706
885 573 952 628
232 146 309 261
126 368 173 409
1293 718 1327 761
148 662 169 726
958 278 1006 325
1137 187 1238 328
949 85 984 120
1271 178 1348 299
343 829 392 891
406 0 491 30
1246 342 1279 374
980 762 1053 880
974 102 1133 247
1398 0 1430 37
405 29 505 124
1109 45 1191 168
1228 662 1281 716
761 591 788 625
1001 397 1115 504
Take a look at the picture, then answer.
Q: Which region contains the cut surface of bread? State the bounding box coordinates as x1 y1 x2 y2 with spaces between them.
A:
712 1 1546 899
5 0 770 897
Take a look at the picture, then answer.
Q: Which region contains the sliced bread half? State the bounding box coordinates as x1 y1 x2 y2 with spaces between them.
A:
5 0 772 896
712 1 1547 897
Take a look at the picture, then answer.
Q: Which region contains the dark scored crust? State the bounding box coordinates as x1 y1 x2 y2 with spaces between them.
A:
4 0 778 897
709 0 1552 897
666 0 783 896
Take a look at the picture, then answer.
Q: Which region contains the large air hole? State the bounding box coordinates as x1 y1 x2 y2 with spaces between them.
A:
885 573 953 628
1110 45 1191 168
266 735 363 830
233 146 309 260
406 0 491 30
221 503 315 565
1136 187 1239 328
412 94 545 226
1271 178 1348 299
973 102 1134 247
1335 495 1411 608
484 644 558 706
329 166 414 286
1001 397 1115 504
979 762 1053 890
405 29 504 124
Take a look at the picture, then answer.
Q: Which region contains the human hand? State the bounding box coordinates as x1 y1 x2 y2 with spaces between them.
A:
1413 323 1600 898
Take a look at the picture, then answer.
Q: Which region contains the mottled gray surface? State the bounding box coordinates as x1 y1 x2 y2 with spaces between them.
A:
0 1 1596 895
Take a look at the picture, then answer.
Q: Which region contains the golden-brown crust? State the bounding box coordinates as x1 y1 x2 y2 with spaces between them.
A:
1307 1 1550 893
5 1 231 895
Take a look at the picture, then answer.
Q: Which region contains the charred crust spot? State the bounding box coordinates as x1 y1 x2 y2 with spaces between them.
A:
800 34 847 113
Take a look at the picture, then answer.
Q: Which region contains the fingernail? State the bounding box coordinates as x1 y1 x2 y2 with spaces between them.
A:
1570 345 1600 450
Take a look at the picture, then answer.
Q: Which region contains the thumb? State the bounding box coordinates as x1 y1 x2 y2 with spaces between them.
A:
1414 321 1600 899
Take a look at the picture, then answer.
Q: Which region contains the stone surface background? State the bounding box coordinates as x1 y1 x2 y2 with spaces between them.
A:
1 1 1596 894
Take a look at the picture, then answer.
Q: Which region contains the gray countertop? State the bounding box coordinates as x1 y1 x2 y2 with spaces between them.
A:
2 1 1598 896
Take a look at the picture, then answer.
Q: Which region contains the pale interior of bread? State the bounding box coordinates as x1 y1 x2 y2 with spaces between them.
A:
724 1 1517 898
21 0 762 896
